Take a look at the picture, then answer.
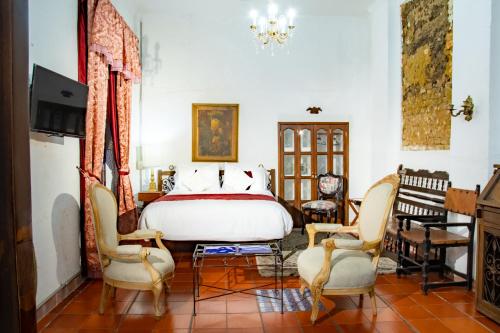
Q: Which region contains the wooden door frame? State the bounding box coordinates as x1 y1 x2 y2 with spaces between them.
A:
0 0 37 332
278 122 350 225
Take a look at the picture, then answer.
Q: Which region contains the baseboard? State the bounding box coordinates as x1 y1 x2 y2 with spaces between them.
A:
36 273 87 323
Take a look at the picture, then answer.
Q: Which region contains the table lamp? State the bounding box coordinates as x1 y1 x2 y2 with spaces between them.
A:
137 144 166 192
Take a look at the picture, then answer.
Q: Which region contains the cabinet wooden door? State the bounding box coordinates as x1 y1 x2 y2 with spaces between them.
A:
278 122 349 227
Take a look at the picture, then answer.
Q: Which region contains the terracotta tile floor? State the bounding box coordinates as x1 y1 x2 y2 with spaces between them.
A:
37 252 499 333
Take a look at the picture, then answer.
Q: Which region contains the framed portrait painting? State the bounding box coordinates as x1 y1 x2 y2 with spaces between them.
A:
192 103 239 162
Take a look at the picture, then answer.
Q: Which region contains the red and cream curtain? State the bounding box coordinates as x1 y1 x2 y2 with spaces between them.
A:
78 0 141 277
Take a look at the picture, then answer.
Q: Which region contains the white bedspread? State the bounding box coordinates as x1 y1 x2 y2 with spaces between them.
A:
138 190 293 241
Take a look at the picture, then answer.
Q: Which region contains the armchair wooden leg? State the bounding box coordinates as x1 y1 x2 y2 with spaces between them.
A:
301 210 307 235
152 282 163 317
299 278 307 296
422 228 431 295
466 242 474 290
310 288 321 324
99 283 112 314
369 289 377 316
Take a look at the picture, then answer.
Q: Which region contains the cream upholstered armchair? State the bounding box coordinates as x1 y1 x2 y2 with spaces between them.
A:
89 183 175 317
297 174 399 323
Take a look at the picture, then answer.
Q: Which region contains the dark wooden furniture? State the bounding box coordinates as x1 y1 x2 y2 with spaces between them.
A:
278 122 349 227
476 165 500 323
384 165 450 259
348 198 362 225
396 186 480 294
0 0 37 331
301 173 343 234
138 191 163 206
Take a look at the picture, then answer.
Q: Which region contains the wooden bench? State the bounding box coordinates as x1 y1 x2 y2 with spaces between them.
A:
384 165 451 259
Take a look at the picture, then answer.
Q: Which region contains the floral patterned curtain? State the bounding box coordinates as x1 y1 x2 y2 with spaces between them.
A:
81 0 141 277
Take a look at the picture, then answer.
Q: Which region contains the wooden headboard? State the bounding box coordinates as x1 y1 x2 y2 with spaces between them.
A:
157 168 276 195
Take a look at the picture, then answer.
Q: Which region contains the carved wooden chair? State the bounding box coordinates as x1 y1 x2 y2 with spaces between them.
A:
384 165 450 259
297 174 399 323
301 173 343 234
396 185 480 294
89 183 175 317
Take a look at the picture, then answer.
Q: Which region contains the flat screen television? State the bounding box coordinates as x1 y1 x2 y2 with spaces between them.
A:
30 64 88 138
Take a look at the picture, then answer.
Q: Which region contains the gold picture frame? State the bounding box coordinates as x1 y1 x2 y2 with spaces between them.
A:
192 103 239 162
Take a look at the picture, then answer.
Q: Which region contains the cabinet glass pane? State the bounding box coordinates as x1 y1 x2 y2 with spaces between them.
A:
333 155 344 175
301 179 311 200
300 155 311 176
333 129 343 152
284 155 294 176
284 179 294 200
284 129 294 152
300 129 311 152
316 129 328 153
317 155 327 175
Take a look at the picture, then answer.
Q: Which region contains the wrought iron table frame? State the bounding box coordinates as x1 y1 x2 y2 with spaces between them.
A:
192 242 284 315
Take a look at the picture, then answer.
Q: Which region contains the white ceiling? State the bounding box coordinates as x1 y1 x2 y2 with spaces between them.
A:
136 0 376 17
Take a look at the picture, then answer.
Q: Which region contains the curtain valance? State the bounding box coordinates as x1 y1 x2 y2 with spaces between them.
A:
89 0 141 82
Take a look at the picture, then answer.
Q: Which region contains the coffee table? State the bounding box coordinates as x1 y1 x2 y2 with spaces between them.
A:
192 242 284 315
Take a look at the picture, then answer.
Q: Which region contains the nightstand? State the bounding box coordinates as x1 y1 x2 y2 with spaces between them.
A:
138 191 163 208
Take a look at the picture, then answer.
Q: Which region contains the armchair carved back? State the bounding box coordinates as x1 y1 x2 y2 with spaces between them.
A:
358 174 400 245
89 183 119 261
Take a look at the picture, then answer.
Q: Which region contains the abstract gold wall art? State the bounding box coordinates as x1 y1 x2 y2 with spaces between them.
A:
192 104 239 162
401 0 453 150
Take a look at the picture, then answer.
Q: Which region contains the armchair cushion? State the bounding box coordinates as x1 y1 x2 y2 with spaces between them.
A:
297 247 375 289
333 239 364 250
104 247 175 283
302 200 337 210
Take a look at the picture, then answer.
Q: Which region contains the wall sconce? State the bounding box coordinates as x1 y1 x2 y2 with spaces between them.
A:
449 96 474 121
306 106 322 114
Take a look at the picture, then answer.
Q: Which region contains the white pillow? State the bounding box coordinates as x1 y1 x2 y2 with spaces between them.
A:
176 164 220 192
174 165 196 191
222 163 255 192
248 166 268 192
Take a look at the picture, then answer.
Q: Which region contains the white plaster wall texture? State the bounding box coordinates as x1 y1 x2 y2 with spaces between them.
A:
133 5 374 199
29 0 140 307
29 0 81 306
380 0 494 274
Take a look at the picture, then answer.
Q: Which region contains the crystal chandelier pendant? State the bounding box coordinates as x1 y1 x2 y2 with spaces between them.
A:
249 3 296 53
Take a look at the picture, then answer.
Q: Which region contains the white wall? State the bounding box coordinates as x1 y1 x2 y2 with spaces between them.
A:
490 0 500 168
373 0 494 274
29 0 140 307
29 0 81 306
134 1 373 198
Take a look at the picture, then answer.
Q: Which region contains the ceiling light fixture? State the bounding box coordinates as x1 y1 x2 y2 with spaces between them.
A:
249 3 296 51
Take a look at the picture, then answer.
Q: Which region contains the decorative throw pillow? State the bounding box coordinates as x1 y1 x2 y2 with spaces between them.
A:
177 164 220 192
222 163 255 192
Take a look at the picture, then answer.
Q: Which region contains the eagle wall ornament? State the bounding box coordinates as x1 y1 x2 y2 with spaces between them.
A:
306 107 322 114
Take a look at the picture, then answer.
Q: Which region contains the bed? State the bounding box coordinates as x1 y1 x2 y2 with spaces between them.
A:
138 167 294 242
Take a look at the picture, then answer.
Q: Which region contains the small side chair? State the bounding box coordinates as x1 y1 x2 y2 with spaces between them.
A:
301 173 343 234
297 174 400 323
396 185 480 294
89 183 175 317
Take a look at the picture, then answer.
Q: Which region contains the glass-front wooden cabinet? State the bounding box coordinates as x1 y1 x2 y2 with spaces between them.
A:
278 122 349 227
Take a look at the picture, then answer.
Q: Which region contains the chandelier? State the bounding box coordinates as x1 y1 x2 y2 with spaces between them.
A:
249 3 296 48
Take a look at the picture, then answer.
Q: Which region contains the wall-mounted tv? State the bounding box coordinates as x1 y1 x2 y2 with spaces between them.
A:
30 64 88 138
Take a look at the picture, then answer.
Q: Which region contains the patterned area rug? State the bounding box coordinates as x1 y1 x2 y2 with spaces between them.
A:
256 288 326 313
